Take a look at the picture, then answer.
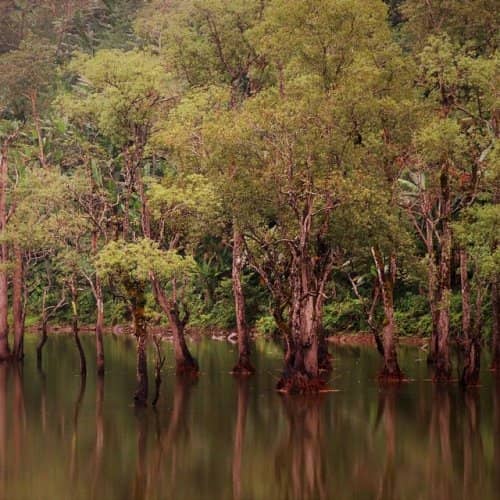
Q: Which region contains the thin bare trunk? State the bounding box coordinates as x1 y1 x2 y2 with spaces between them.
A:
29 91 46 167
92 232 105 376
231 224 254 374
70 282 87 377
152 278 198 375
13 247 25 361
460 248 471 344
130 287 148 406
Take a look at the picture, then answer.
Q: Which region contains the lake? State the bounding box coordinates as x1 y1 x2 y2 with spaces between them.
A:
1 333 498 500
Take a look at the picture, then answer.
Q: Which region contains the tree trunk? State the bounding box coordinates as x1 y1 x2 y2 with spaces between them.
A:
425 218 440 365
12 247 25 361
372 248 403 381
461 287 484 387
459 249 471 345
71 283 87 377
130 287 148 406
491 279 500 370
151 278 198 375
92 231 105 376
231 225 254 375
37 320 48 371
95 276 105 376
0 147 10 362
277 239 327 392
434 164 452 381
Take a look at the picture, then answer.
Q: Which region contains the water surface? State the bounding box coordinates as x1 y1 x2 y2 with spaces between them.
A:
1 334 498 500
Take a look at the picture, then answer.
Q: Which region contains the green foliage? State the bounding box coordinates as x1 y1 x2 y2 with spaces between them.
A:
96 238 196 286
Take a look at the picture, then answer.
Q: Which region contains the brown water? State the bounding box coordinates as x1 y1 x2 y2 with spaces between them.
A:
1 333 498 500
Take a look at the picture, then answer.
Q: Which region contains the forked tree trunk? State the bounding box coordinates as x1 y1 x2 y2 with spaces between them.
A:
12 247 25 361
231 225 254 375
130 287 148 406
372 248 403 381
152 278 198 375
276 260 321 393
434 164 452 382
276 200 333 393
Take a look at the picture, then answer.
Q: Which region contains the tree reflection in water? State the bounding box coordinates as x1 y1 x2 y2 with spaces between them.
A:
275 396 327 500
232 378 249 500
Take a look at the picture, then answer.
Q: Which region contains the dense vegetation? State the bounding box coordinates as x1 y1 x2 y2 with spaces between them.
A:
0 0 498 399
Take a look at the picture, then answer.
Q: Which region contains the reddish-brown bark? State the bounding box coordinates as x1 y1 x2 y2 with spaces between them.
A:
433 164 452 382
152 278 198 376
0 141 11 362
130 286 148 406
231 225 254 375
276 199 335 393
12 247 25 361
372 248 404 381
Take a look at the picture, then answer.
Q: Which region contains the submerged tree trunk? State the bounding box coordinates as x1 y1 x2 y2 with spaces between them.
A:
491 279 500 370
434 165 452 382
461 287 485 387
12 247 25 361
152 278 198 375
70 281 87 377
277 198 333 394
231 225 254 375
92 232 105 376
425 216 439 365
460 249 472 345
372 248 404 381
95 276 105 376
130 287 148 406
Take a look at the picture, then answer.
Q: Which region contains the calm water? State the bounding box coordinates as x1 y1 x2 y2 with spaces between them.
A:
1 333 499 500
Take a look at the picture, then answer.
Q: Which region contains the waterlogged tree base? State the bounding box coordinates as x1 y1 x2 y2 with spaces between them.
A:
231 357 255 376
175 358 199 377
378 366 406 383
276 372 327 395
134 391 148 407
318 350 333 373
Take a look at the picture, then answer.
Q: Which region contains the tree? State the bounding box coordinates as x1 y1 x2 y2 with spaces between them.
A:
96 238 196 405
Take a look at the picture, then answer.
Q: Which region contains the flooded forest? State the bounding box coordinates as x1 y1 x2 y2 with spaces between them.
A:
0 1 498 499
